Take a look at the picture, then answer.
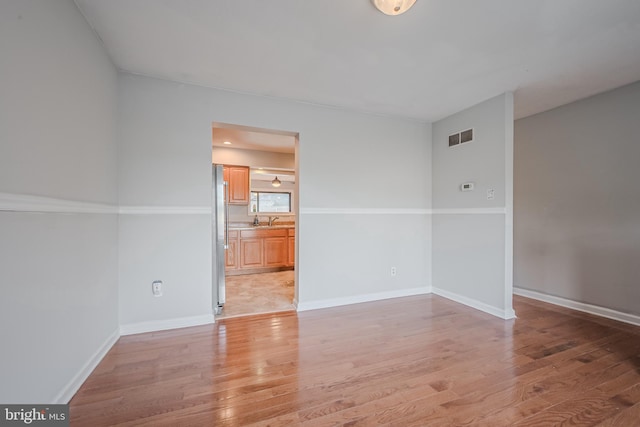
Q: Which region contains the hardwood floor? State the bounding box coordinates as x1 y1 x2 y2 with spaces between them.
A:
70 295 640 426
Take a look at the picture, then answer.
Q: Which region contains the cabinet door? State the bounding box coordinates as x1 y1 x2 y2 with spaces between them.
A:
228 166 249 205
240 238 263 268
225 234 238 270
287 236 295 267
264 237 287 267
223 167 230 186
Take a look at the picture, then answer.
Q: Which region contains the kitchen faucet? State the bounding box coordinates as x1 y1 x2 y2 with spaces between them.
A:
268 216 279 226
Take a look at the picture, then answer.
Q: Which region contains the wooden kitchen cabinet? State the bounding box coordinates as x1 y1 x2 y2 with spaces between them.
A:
287 228 295 266
240 238 263 268
225 230 239 270
224 165 250 205
227 228 293 274
264 236 287 267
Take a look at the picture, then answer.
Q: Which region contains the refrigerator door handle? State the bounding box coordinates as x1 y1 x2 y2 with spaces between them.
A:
224 181 229 249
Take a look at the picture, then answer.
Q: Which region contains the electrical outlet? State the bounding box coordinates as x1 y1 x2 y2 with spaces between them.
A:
391 267 397 277
152 280 163 297
487 189 495 200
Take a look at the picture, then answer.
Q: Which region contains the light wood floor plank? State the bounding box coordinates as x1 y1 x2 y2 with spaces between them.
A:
70 295 640 426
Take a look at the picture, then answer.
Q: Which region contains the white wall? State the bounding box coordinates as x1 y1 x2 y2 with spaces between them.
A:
0 0 118 403
0 2 117 203
118 215 211 325
117 73 432 326
431 93 514 318
515 81 640 317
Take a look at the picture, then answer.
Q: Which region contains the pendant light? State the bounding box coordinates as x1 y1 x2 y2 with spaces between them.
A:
271 176 282 187
371 0 416 16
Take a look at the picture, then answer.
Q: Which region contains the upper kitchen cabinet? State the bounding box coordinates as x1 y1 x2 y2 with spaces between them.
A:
224 165 250 205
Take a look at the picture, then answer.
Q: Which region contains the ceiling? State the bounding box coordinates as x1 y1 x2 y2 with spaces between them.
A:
251 170 295 183
212 124 296 153
75 0 640 121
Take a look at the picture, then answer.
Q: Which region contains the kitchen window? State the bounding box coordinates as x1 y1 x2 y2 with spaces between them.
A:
250 191 291 213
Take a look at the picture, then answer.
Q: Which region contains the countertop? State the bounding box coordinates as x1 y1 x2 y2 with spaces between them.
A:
229 222 295 231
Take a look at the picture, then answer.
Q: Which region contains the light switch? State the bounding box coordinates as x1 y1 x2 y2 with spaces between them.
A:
152 280 163 297
487 189 495 200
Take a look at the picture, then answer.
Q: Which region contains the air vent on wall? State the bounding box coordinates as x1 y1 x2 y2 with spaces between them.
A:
448 128 474 148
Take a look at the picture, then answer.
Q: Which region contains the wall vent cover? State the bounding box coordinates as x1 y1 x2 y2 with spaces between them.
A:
460 129 473 143
449 128 474 148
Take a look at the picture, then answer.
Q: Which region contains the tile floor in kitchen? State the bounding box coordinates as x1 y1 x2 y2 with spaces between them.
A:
218 270 295 318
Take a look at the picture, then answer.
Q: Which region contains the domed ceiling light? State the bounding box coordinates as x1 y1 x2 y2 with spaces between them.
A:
271 176 282 187
371 0 416 16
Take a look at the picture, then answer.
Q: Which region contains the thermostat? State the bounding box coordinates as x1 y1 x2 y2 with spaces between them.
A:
460 182 475 192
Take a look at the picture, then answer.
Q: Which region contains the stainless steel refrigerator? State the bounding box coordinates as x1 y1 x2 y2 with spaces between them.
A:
213 164 228 315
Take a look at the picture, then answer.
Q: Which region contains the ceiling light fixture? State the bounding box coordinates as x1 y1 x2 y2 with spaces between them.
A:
223 141 232 145
371 0 416 16
271 176 282 187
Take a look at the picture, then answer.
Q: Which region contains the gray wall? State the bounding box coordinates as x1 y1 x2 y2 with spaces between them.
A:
515 81 640 316
117 73 432 327
432 94 514 318
0 0 520 404
0 0 119 403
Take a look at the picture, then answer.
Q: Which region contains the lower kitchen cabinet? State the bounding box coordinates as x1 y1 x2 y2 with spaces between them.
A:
225 230 239 270
264 237 287 267
287 228 295 267
227 227 294 274
240 238 263 269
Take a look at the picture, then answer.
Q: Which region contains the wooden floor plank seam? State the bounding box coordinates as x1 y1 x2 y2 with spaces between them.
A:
70 295 640 426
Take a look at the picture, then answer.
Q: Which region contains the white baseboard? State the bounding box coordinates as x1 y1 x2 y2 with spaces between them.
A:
296 287 431 312
514 287 640 327
54 328 120 404
432 287 516 320
120 314 215 336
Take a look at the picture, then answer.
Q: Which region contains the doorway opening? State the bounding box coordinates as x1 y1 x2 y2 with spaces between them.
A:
212 122 299 319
